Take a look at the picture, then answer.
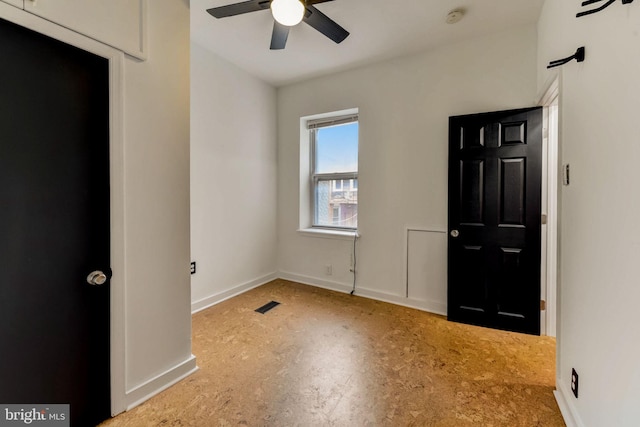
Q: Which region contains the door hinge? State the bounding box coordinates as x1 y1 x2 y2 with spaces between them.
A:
540 300 547 311
541 214 548 225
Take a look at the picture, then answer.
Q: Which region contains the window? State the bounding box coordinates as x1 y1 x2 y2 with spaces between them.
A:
309 114 358 229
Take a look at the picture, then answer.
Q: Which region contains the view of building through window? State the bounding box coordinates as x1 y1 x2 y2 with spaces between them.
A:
316 178 358 228
312 120 358 229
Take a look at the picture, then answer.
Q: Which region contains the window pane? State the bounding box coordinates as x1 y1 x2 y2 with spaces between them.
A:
315 179 358 228
315 122 358 174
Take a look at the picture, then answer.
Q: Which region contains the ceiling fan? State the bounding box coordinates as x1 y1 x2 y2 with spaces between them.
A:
206 0 350 50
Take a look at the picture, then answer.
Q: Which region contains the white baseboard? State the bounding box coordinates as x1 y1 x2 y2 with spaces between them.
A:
278 271 447 316
191 272 278 314
126 354 198 411
554 380 585 427
279 271 354 294
356 287 447 316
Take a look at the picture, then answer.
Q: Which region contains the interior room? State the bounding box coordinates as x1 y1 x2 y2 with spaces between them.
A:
0 0 639 426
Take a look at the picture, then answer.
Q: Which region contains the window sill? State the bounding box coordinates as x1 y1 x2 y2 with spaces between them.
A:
297 228 359 241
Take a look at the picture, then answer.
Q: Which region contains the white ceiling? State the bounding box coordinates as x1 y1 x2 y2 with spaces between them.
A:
191 0 545 87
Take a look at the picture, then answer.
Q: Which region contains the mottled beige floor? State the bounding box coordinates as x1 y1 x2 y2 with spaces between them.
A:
100 279 564 426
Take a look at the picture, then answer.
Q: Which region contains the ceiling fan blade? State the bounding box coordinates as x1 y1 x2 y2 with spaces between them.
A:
270 21 290 50
303 5 349 44
207 0 271 18
304 0 335 5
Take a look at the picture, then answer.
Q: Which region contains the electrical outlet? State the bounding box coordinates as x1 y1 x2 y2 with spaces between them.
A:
325 264 332 276
190 262 196 275
571 368 579 398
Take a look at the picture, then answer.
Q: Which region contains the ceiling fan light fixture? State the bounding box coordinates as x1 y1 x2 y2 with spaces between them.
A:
271 0 305 26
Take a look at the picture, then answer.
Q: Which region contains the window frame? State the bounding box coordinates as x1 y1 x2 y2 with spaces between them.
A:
309 114 359 230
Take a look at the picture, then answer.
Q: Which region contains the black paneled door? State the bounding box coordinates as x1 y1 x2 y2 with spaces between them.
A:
448 107 543 335
0 18 111 425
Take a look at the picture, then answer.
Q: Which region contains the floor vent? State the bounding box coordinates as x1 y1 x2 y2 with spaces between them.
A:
255 301 280 314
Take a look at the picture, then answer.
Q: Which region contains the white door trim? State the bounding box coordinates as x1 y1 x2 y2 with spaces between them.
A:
538 75 561 338
0 3 127 415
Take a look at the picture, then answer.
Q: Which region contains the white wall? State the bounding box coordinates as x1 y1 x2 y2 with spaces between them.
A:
277 26 539 312
190 42 278 313
538 2 640 426
121 0 194 409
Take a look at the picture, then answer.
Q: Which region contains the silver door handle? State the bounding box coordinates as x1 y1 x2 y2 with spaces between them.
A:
87 270 107 286
450 229 459 238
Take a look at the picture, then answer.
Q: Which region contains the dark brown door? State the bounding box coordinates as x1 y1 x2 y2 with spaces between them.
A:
448 107 542 335
0 18 111 425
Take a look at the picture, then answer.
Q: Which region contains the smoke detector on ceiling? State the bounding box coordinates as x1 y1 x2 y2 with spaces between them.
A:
446 9 465 24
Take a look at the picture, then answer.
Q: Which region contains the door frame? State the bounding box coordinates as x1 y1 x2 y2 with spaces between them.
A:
538 75 561 338
0 3 127 416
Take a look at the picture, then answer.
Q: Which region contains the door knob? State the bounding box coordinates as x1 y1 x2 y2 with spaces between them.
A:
87 270 107 286
450 229 460 238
